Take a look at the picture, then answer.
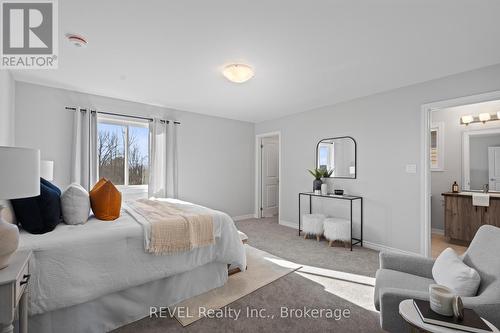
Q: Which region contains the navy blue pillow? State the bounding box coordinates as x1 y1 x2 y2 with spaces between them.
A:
10 195 44 233
11 181 62 234
41 178 61 196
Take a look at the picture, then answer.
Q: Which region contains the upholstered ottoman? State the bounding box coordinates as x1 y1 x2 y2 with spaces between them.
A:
323 218 350 248
302 214 326 241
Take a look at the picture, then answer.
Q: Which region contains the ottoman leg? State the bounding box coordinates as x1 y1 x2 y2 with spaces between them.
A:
328 240 333 247
304 234 308 239
316 235 321 242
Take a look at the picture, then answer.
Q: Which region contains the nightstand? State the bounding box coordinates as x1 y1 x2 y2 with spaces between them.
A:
0 250 31 333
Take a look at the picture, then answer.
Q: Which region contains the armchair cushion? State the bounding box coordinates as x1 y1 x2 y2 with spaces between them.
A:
379 251 435 279
374 268 435 310
432 247 480 297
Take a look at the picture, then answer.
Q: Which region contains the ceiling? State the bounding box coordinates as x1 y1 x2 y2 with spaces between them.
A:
12 0 500 123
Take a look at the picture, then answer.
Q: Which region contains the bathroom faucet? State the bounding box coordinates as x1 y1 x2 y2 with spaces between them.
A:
483 184 489 193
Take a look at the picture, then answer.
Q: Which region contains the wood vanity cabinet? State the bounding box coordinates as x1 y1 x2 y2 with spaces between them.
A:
442 192 500 244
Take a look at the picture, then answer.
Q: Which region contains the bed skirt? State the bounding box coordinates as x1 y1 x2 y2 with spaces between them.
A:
28 262 228 333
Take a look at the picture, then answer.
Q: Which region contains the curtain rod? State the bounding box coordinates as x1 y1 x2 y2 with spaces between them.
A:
64 107 181 125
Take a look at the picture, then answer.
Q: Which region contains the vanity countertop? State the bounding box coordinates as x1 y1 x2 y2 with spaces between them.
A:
442 191 500 199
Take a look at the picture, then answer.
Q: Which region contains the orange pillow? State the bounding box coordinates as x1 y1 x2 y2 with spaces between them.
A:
89 178 122 221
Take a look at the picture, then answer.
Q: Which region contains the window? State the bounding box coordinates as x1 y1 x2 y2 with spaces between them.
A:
318 143 334 175
97 117 149 191
430 122 444 171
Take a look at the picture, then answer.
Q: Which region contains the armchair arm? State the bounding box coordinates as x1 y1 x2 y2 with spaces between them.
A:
379 252 435 279
379 288 429 333
461 297 500 329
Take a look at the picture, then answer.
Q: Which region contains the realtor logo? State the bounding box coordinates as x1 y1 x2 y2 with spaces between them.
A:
1 0 58 68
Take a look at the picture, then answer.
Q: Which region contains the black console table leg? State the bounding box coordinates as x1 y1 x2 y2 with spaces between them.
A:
298 194 301 236
350 200 353 251
360 198 363 247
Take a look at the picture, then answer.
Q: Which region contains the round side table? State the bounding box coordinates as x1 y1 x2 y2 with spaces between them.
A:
399 299 499 333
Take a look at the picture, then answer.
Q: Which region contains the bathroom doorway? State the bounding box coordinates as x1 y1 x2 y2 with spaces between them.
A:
423 95 500 257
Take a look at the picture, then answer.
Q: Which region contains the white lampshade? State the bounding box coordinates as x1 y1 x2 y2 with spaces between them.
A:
0 146 40 199
40 160 54 181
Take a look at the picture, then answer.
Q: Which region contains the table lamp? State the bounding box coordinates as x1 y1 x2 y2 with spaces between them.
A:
0 146 40 269
40 160 54 181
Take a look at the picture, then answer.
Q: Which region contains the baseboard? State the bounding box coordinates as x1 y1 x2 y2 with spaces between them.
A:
363 241 420 256
279 220 299 229
232 214 256 221
431 228 444 235
278 220 419 256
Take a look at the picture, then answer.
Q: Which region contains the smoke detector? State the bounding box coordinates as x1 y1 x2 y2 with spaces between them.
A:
66 34 88 47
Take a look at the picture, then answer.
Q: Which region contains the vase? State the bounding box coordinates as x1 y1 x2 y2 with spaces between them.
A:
321 183 328 195
0 218 19 269
313 179 322 192
323 178 333 194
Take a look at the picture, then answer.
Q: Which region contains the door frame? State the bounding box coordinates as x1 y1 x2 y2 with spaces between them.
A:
255 131 281 219
420 90 500 257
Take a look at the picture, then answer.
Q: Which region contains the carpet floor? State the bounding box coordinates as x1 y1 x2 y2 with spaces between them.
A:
114 217 383 333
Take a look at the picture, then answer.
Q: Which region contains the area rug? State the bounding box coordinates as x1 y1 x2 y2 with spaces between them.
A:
173 245 302 326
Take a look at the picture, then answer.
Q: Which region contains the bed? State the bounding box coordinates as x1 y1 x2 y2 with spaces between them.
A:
18 198 246 333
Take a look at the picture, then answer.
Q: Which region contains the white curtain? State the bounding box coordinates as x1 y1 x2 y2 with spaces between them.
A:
70 108 97 191
148 119 178 198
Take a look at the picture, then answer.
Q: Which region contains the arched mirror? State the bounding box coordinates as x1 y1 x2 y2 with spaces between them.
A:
316 136 357 179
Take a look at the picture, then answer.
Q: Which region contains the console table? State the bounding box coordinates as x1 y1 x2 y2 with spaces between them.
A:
298 192 363 251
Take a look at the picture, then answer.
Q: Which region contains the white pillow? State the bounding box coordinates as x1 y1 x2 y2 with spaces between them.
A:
61 183 90 225
432 247 480 297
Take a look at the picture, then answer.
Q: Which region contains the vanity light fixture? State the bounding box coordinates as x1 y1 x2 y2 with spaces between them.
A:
479 113 491 123
222 64 254 83
460 111 500 125
461 115 474 125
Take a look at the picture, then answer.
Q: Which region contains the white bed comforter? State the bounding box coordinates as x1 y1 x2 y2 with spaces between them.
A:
19 198 246 315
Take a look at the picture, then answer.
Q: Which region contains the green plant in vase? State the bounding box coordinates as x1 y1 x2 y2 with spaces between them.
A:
323 169 334 178
308 168 326 192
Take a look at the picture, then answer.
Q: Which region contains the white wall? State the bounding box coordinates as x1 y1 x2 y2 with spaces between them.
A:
430 105 500 231
256 63 500 254
0 70 15 145
14 82 255 218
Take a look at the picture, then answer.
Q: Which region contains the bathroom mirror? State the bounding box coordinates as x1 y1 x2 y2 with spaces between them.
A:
463 129 500 192
316 136 357 179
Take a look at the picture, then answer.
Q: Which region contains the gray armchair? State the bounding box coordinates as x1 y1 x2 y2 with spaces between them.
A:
374 225 500 332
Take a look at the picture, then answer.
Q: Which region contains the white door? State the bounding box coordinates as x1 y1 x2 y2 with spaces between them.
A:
261 136 279 217
488 147 500 191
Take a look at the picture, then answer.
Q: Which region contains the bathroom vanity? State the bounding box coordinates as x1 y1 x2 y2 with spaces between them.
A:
442 192 500 244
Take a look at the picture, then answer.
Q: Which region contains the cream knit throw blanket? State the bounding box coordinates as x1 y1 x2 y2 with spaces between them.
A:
127 199 214 254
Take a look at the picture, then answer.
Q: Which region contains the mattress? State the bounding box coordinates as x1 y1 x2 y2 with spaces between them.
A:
19 199 246 315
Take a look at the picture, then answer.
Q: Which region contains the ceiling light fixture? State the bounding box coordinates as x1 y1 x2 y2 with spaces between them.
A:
66 33 88 47
222 64 254 83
